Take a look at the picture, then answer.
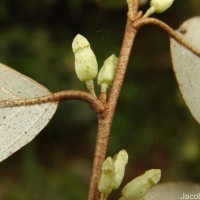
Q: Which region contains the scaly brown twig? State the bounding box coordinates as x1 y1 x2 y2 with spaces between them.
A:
132 17 200 57
0 90 105 114
88 1 140 200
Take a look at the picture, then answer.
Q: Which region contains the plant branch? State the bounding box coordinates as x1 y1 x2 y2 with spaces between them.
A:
132 17 200 57
133 0 139 16
0 90 105 114
87 8 200 200
127 0 139 19
88 11 140 200
107 20 138 118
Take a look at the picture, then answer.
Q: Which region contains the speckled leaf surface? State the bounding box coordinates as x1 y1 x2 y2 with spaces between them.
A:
143 182 200 200
0 63 58 162
170 17 200 123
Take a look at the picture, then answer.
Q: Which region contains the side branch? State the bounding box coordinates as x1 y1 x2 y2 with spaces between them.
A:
0 90 105 114
132 17 200 57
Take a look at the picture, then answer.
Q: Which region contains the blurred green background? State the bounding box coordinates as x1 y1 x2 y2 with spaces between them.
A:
0 0 200 199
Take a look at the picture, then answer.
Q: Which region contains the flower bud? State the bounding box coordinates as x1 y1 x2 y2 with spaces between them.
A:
97 54 118 92
143 0 174 18
98 157 115 199
72 34 98 82
120 169 161 200
151 0 174 13
113 150 128 190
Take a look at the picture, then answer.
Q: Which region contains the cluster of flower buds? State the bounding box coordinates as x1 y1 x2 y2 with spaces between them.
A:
72 34 118 97
98 149 161 200
98 150 128 199
143 0 174 18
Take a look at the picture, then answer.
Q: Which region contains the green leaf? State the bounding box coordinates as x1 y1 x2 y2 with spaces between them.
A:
170 17 200 124
0 63 57 162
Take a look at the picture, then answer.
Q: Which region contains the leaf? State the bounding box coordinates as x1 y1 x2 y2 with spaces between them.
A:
0 63 58 162
143 182 200 200
170 17 200 123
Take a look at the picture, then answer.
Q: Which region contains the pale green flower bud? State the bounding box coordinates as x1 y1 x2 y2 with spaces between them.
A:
120 169 161 200
98 157 115 199
97 54 118 93
151 0 174 13
143 0 174 18
72 34 98 96
113 150 128 190
72 34 98 82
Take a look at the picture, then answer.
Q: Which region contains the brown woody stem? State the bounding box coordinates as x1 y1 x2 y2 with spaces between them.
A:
133 17 200 57
133 0 139 16
88 3 139 200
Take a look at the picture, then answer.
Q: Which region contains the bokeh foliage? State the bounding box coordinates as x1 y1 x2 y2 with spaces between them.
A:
0 0 200 199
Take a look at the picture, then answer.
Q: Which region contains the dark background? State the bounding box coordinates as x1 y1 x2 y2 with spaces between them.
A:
0 0 200 199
